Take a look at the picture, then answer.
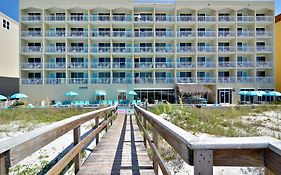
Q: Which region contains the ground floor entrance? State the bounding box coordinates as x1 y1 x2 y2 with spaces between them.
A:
134 89 175 104
217 89 232 104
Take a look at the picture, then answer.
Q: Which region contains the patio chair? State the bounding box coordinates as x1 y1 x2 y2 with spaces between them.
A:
84 101 90 106
114 100 118 105
108 100 113 106
132 100 136 105
136 100 141 105
55 101 62 107
102 100 107 105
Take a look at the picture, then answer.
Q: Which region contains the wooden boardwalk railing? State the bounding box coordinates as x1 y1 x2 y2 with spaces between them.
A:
134 105 281 175
0 105 117 175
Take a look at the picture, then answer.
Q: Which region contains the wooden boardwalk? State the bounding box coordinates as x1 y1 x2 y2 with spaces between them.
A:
78 114 155 175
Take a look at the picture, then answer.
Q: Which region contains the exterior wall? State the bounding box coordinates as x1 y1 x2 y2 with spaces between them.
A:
19 0 275 104
275 14 281 92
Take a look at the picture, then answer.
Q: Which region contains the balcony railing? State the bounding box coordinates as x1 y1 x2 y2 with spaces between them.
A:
112 78 132 84
256 16 274 22
197 61 216 68
237 61 255 68
134 31 154 37
91 15 110 21
45 78 66 85
21 15 41 21
237 77 255 83
135 77 153 84
134 47 153 53
177 31 196 37
135 62 153 68
197 16 216 22
155 62 173 68
112 31 132 37
21 46 42 53
44 15 65 21
135 15 153 22
21 63 42 69
237 16 255 22
218 16 236 22
112 47 131 53
68 46 88 53
155 77 174 84
256 77 274 84
91 31 111 37
155 47 174 53
177 16 196 22
218 46 236 52
45 31 66 37
68 62 88 69
68 78 88 84
112 15 132 21
91 78 111 84
69 31 88 37
22 78 43 85
91 62 111 69
218 31 236 37
112 62 132 68
256 46 273 52
21 31 42 37
45 46 66 53
197 77 216 83
155 15 174 22
218 77 236 84
256 61 273 68
237 31 255 37
237 47 255 52
197 46 216 52
256 31 273 37
177 46 196 53
92 47 111 53
176 62 195 68
155 31 174 37
176 77 196 83
45 63 66 69
68 15 88 21
197 31 216 37
218 61 236 68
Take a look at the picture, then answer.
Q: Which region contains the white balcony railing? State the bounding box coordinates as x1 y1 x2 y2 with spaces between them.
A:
176 77 196 83
68 78 88 84
45 78 66 85
21 46 42 53
176 62 196 68
44 15 65 21
68 15 88 21
45 46 66 53
256 61 273 68
68 31 88 37
237 61 255 68
197 77 216 83
256 77 274 84
45 63 66 69
112 78 132 84
197 61 216 68
91 78 111 84
112 31 132 37
237 77 255 83
68 46 88 53
256 16 274 22
21 63 42 69
177 46 196 53
135 62 154 68
45 31 66 37
21 31 42 37
68 62 88 69
155 62 173 68
135 77 154 84
218 61 236 68
177 31 196 37
21 15 41 21
134 47 153 53
237 16 255 22
22 79 43 85
91 62 111 69
112 62 132 69
155 77 174 84
218 77 236 84
91 47 111 53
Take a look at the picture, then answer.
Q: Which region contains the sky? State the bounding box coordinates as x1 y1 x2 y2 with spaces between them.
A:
0 0 280 22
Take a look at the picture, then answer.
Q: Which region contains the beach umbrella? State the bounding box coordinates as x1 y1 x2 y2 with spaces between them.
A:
264 91 281 97
94 91 107 96
127 91 137 96
64 91 78 97
10 93 28 99
0 95 7 100
246 91 266 97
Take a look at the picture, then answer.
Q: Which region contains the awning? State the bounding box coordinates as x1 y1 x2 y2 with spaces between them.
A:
177 84 212 95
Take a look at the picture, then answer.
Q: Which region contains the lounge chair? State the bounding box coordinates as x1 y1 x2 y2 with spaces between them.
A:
84 101 90 106
136 100 141 105
114 100 118 105
102 100 107 105
108 100 113 106
74 101 80 107
55 101 62 107
132 100 136 105
27 104 35 108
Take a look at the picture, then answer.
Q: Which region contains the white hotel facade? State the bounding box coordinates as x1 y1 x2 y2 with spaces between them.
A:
19 0 275 104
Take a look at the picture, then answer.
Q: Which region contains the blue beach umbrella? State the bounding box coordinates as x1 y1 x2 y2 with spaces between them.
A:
264 91 281 97
64 91 78 97
94 91 107 96
127 91 137 96
10 93 28 99
0 95 7 100
246 91 266 97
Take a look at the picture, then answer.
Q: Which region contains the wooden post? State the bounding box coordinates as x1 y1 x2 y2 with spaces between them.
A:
73 127 81 174
153 130 159 175
105 113 108 132
194 149 213 175
265 168 275 175
0 151 10 175
95 116 99 145
143 115 147 148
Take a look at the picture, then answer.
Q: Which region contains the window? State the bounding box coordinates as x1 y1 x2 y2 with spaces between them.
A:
2 19 9 30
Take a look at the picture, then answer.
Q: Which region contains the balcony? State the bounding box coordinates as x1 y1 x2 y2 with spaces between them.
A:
155 77 173 84
218 61 236 68
112 31 132 37
155 62 173 68
134 31 154 37
68 62 88 69
176 77 196 83
69 31 88 37
112 78 132 84
68 15 88 21
197 16 216 22
256 61 273 68
177 46 195 53
177 31 196 37
45 31 66 37
134 47 153 53
68 78 88 84
22 78 43 85
135 77 153 84
92 47 111 53
177 16 196 22
21 63 42 69
135 62 153 69
237 77 255 83
155 31 174 37
237 16 255 22
256 16 274 22
197 31 216 37
21 15 41 21
256 46 273 52
91 15 110 21
21 46 42 53
45 15 65 21
176 62 195 68
218 31 236 37
218 77 236 84
112 62 132 69
45 46 66 53
256 77 274 84
197 77 216 84
91 78 111 84
135 15 153 22
218 16 236 22
45 78 66 85
237 31 255 37
91 62 110 69
92 31 111 37
155 47 173 53
256 31 273 37
237 47 255 52
21 31 42 37
69 46 88 53
45 63 66 69
112 47 131 53
197 61 216 68
197 46 216 52
112 15 132 21
218 46 235 52
155 15 174 22
237 61 255 68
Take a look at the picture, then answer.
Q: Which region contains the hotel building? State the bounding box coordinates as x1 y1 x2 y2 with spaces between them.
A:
0 12 19 96
19 0 275 104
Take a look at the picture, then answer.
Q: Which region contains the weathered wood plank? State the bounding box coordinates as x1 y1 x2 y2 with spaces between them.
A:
194 149 213 175
95 117 99 145
74 126 81 174
0 151 9 175
265 149 281 175
153 129 159 175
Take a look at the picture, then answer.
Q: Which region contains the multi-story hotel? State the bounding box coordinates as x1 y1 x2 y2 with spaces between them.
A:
275 13 281 92
0 12 19 96
19 0 275 104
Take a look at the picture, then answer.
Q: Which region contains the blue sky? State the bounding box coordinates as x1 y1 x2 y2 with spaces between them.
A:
0 0 281 21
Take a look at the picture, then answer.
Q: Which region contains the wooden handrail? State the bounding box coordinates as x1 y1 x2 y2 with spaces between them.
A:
134 105 281 175
0 105 118 175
